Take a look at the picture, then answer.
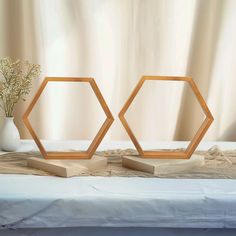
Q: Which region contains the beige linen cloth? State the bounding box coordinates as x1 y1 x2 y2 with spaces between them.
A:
0 146 235 178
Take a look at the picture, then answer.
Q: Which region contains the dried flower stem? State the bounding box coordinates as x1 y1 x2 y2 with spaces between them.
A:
0 57 41 117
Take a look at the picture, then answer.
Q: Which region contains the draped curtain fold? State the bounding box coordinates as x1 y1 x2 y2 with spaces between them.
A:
0 0 235 141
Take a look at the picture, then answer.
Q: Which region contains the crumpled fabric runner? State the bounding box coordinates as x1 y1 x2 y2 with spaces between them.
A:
0 146 235 178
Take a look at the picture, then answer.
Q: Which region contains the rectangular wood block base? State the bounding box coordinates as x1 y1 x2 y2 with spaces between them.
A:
122 154 205 175
27 155 107 177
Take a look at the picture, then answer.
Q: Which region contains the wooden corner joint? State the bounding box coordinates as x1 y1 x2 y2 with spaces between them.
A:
119 76 214 159
23 77 114 159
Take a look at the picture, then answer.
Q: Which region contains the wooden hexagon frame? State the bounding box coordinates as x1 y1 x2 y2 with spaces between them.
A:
23 77 114 159
119 76 214 159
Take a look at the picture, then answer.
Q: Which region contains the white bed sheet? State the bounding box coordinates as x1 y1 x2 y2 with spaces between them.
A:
0 141 236 230
1 175 236 229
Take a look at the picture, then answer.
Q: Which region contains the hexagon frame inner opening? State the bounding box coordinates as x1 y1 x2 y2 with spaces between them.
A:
119 76 213 159
23 77 114 159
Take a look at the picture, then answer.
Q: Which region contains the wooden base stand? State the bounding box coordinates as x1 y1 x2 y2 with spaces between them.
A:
27 155 107 177
122 154 204 175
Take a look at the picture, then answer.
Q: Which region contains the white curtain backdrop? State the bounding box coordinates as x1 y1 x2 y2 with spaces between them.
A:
0 0 236 142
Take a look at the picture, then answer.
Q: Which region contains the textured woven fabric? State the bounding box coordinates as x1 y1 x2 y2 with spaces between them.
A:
0 146 235 178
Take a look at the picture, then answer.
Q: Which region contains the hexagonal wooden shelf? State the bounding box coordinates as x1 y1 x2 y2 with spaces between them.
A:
23 77 114 159
119 76 214 159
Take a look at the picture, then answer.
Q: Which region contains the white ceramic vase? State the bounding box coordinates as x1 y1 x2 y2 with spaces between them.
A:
0 117 20 152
